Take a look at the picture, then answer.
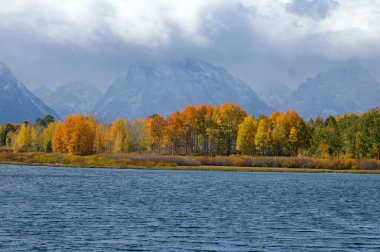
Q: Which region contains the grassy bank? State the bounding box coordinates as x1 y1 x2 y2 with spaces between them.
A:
1 152 380 174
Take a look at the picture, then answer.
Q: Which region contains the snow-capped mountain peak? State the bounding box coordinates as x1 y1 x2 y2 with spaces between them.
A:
35 82 103 119
94 59 272 122
0 62 11 75
0 62 59 123
284 61 380 118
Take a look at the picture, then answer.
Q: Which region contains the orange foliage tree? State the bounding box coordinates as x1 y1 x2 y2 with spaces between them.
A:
165 112 185 155
52 115 96 155
9 101 380 160
144 114 166 154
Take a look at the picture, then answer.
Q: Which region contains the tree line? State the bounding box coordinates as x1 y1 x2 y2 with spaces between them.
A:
1 103 380 159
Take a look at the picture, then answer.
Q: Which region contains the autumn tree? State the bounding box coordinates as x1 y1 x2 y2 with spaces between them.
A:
324 116 343 157
357 109 380 158
52 115 96 155
212 103 247 155
236 116 258 155
144 114 166 154
310 116 342 157
337 114 361 158
110 119 130 153
255 117 271 155
0 123 18 146
165 112 185 155
0 125 3 144
40 122 58 152
29 126 39 152
52 122 65 153
271 124 287 155
5 102 380 159
181 106 199 154
199 105 215 154
129 119 147 153
288 127 298 153
269 111 281 122
94 124 111 153
16 123 31 152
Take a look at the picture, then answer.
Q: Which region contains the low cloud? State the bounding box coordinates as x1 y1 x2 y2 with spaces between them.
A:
0 0 380 91
1 0 379 57
287 0 339 20
0 0 232 48
241 0 380 59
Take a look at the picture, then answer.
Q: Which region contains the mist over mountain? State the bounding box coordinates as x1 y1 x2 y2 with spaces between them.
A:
4 57 379 125
260 84 293 109
284 61 380 118
35 83 103 119
0 63 59 124
33 86 53 101
94 59 272 122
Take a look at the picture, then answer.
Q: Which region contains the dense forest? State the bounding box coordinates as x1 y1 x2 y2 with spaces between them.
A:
1 103 380 159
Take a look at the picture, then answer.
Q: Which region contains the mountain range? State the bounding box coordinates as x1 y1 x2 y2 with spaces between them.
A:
283 61 380 118
94 59 272 122
1 59 380 124
34 83 103 119
0 63 59 124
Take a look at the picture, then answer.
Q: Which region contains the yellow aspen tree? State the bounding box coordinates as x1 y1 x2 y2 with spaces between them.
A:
288 126 298 154
0 125 4 144
41 122 57 152
255 118 271 155
17 123 31 151
123 128 130 152
271 124 287 155
113 130 124 153
236 116 258 155
94 124 111 153
111 119 130 153
213 103 247 155
29 126 39 151
289 127 298 144
10 132 20 153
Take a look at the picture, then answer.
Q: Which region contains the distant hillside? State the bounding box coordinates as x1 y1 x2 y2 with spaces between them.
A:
33 86 53 101
35 83 102 119
284 61 380 118
94 59 272 122
261 84 293 109
0 62 59 124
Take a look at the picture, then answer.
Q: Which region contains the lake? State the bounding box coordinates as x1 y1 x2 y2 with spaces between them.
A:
0 165 379 251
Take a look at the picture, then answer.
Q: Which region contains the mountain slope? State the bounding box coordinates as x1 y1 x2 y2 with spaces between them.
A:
284 62 380 118
36 82 103 119
261 84 293 109
33 86 53 101
94 59 272 122
0 63 59 124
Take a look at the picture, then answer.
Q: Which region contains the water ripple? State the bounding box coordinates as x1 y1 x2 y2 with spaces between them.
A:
1 165 380 251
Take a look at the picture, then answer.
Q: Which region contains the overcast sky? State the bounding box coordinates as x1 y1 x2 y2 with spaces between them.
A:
1 0 380 94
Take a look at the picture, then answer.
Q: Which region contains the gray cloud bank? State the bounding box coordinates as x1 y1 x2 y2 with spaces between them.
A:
1 0 380 94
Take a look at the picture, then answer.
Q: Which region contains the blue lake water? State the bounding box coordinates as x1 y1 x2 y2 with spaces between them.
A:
0 165 379 251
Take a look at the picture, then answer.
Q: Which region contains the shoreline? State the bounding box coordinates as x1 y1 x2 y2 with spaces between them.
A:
1 152 380 174
1 160 380 174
